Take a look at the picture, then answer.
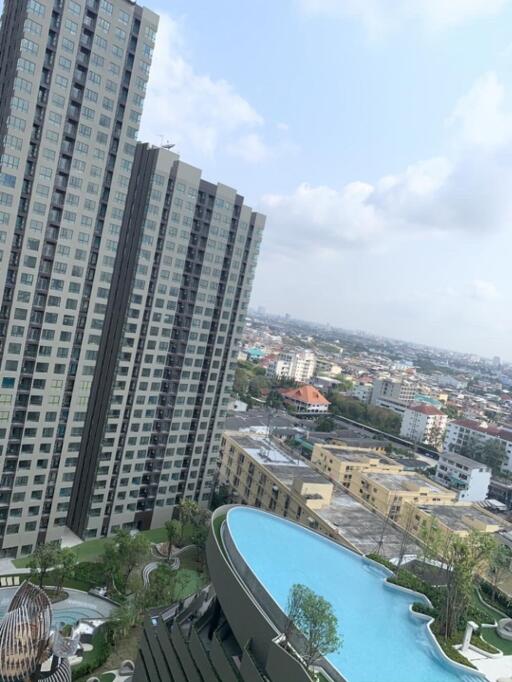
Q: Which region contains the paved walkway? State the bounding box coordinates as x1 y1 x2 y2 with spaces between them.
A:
465 647 512 681
0 558 30 576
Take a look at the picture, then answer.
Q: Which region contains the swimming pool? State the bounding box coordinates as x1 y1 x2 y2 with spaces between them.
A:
0 586 114 627
225 507 485 682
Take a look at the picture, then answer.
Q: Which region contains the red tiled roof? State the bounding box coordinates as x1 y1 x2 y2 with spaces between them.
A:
408 403 444 416
281 385 330 405
451 418 512 443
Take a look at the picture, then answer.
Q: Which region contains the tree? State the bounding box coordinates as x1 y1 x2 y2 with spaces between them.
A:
285 583 342 670
315 416 335 432
178 499 200 543
27 542 60 589
102 530 150 595
165 519 182 560
488 541 511 601
440 531 496 638
481 440 507 476
53 548 77 595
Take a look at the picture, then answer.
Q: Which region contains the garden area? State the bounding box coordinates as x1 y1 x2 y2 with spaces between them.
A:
368 528 512 670
9 500 211 681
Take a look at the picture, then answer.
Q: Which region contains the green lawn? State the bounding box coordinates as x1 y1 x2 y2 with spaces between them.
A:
480 627 512 655
473 588 505 624
174 567 207 599
13 526 173 568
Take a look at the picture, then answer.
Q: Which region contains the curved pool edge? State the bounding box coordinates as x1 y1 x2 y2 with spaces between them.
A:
223 506 487 682
362 556 486 680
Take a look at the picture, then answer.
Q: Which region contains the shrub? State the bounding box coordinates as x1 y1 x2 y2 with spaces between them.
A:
71 623 111 681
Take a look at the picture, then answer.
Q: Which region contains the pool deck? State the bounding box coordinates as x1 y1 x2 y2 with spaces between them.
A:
465 648 512 681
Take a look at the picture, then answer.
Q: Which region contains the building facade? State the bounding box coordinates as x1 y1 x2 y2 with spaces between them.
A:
0 0 158 557
370 377 416 415
399 403 447 448
266 349 316 383
0 1 264 556
68 143 264 539
435 451 491 502
444 419 512 472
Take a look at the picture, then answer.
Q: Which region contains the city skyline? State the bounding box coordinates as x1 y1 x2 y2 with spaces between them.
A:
130 0 512 359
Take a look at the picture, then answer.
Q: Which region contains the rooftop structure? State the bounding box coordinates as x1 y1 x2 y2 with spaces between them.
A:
220 431 420 558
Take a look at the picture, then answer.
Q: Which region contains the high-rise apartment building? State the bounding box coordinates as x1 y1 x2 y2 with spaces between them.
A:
0 0 159 557
0 0 264 558
68 143 264 539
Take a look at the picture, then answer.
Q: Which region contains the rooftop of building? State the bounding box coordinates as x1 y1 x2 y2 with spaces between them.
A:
316 445 390 465
363 471 449 493
438 451 491 472
417 503 503 532
450 419 512 443
224 431 419 557
281 385 330 405
406 403 445 416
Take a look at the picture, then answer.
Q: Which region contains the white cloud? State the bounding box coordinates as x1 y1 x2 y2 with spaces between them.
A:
140 14 273 162
297 0 508 37
260 71 512 254
447 72 512 150
469 279 500 301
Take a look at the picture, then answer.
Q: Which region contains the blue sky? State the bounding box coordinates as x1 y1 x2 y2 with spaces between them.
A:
139 0 512 359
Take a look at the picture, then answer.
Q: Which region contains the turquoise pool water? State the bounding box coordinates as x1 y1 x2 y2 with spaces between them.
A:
226 507 484 682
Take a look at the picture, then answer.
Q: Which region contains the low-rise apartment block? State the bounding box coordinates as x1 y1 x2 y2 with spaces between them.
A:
399 403 448 448
408 503 502 542
435 452 491 502
219 432 418 557
351 382 373 403
311 443 402 488
444 419 512 472
219 431 501 558
370 377 416 415
351 471 456 522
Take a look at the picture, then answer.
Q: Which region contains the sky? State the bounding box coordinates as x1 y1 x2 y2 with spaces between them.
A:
137 0 512 360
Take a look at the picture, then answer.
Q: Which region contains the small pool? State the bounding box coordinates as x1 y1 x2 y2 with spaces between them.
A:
225 507 484 682
0 586 114 627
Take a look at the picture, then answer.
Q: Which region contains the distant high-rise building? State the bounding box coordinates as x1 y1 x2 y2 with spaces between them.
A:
0 0 158 557
68 143 264 539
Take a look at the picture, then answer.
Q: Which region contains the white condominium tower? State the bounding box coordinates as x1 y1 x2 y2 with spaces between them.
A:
0 0 265 557
68 143 264 539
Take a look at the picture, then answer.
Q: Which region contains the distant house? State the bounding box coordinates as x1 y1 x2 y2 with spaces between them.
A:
281 385 330 414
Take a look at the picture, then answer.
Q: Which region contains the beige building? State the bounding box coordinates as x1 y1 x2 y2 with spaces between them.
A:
219 432 503 558
407 502 502 541
311 443 402 488
351 471 456 522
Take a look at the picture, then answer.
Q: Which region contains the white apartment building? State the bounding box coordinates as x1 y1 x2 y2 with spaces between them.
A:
0 0 264 556
444 419 512 473
400 403 447 448
370 377 416 415
351 382 373 404
435 452 491 502
266 349 316 383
